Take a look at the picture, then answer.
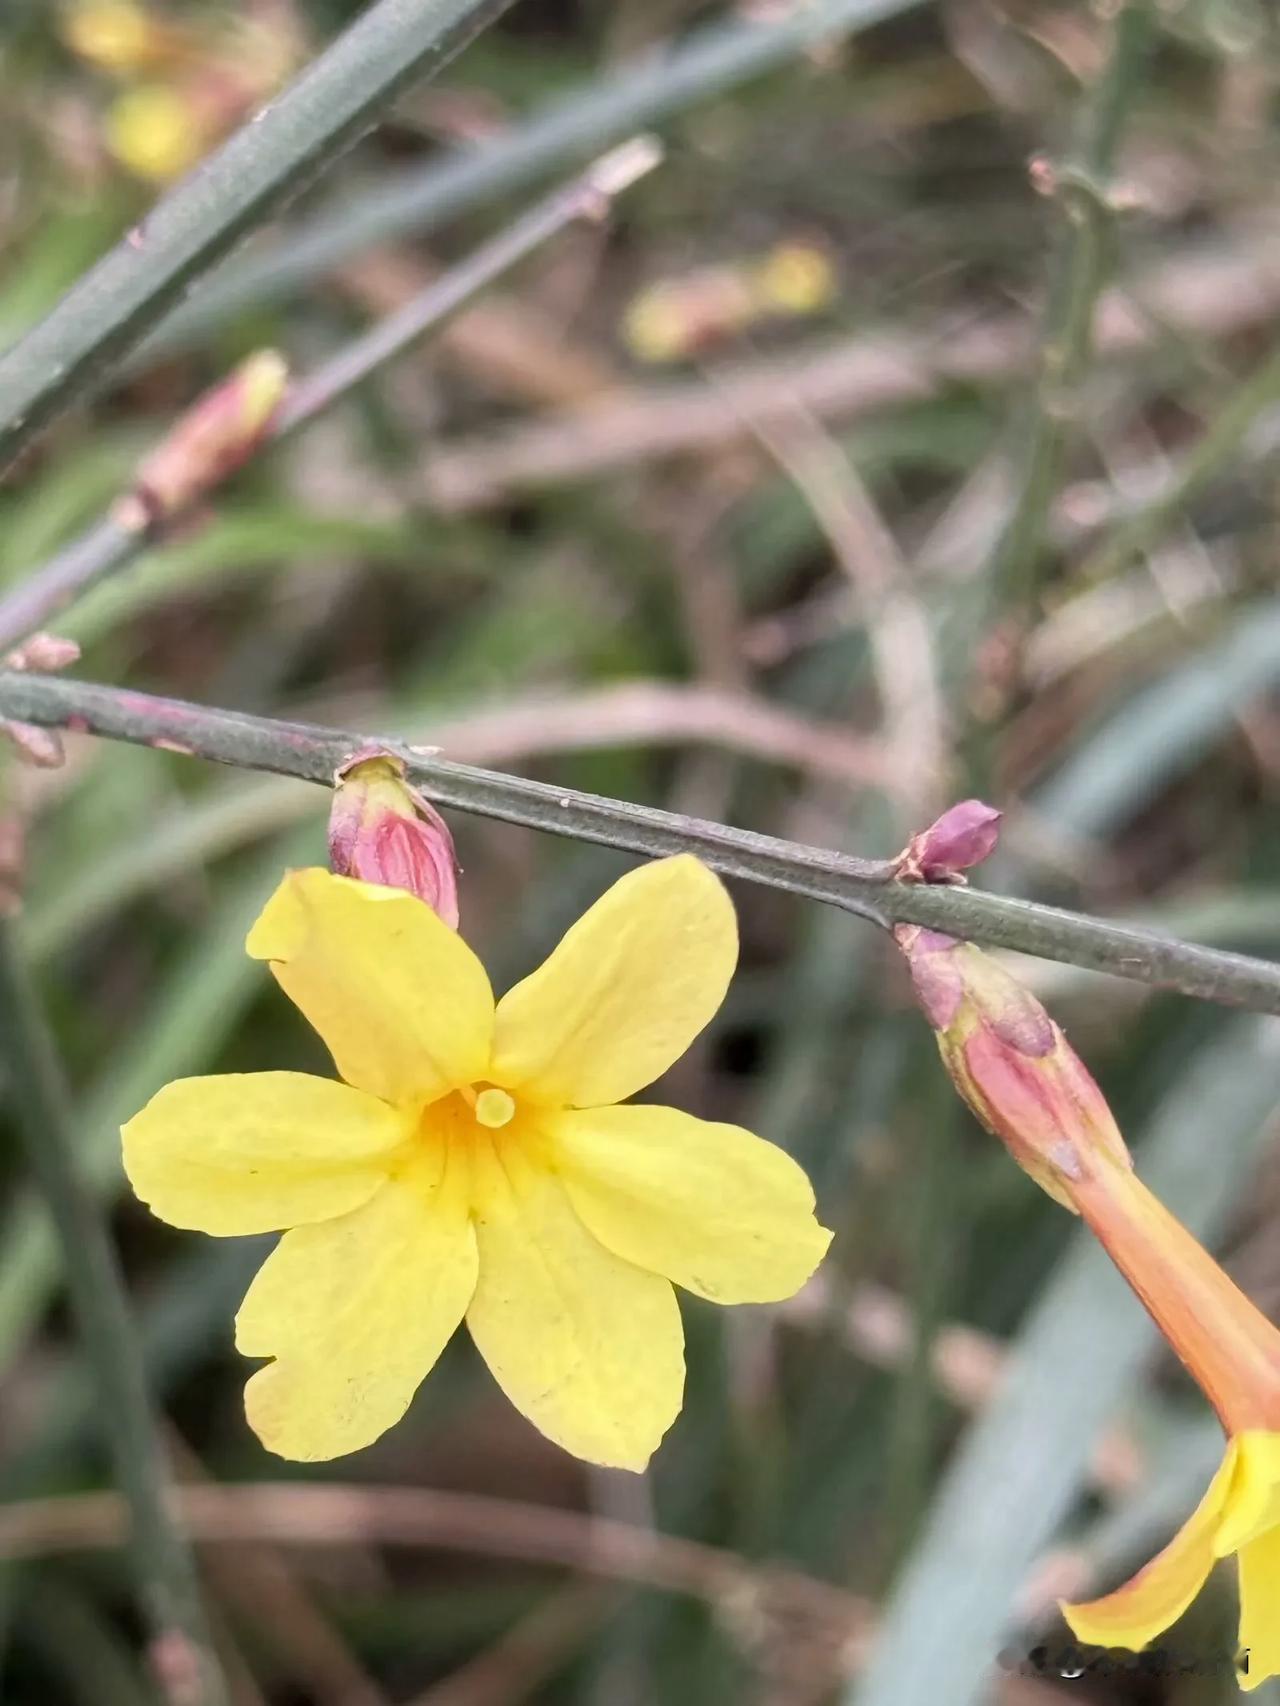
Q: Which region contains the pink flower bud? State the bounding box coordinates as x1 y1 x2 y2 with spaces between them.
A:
3 632 81 673
126 351 288 526
894 924 1130 1209
328 747 459 928
894 799 1003 884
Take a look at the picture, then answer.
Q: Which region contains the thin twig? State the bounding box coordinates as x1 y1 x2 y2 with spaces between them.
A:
0 140 661 655
741 401 947 820
0 1481 867 1638
272 136 660 433
416 226 1280 510
0 922 227 1706
0 0 519 471
139 0 929 357
985 0 1154 619
2 671 1280 1012
1078 337 1280 586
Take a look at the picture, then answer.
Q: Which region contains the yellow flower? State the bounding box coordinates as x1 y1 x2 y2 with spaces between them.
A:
122 856 831 1468
1061 1159 1280 1688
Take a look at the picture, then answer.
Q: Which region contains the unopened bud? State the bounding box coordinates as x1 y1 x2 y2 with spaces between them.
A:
895 925 1130 1209
622 241 835 364
2 721 65 769
123 352 288 527
894 799 1002 884
4 633 82 673
329 747 460 928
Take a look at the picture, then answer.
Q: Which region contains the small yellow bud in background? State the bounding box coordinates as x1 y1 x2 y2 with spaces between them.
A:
61 0 177 77
895 925 1132 1209
751 242 837 316
126 351 289 525
622 239 837 364
328 748 461 928
106 84 208 182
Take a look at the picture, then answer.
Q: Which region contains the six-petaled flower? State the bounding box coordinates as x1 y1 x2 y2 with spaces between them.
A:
122 856 831 1469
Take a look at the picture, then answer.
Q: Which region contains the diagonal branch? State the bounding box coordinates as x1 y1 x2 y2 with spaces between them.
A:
0 138 660 654
0 0 519 472
986 0 1154 620
140 0 928 358
3 670 1279 1014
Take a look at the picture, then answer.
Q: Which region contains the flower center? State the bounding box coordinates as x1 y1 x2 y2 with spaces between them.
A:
473 1087 516 1129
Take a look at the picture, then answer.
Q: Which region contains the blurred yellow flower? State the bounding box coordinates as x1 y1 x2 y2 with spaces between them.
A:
105 84 207 182
60 0 183 77
122 858 831 1467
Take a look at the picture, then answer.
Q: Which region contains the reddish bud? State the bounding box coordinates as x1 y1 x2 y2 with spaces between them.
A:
894 799 1003 884
125 351 288 527
4 633 81 673
895 924 1130 1209
2 721 65 768
329 747 459 928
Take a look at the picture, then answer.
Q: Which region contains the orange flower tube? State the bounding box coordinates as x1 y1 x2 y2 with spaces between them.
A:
896 920 1280 1689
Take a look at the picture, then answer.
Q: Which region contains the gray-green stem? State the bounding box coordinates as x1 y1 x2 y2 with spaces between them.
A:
986 0 1154 620
0 921 227 1706
2 670 1279 1014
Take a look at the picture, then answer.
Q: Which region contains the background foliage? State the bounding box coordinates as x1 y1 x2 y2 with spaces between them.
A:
2 2 1280 1703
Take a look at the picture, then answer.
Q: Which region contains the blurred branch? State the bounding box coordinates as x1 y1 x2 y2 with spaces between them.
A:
0 140 660 654
784 1280 1142 1499
0 0 518 472
0 923 226 1706
742 403 947 821
0 1481 867 1641
417 228 1280 508
166 1436 388 1706
985 0 1154 618
3 672 1280 1011
407 1588 606 1706
141 0 929 357
1078 337 1280 585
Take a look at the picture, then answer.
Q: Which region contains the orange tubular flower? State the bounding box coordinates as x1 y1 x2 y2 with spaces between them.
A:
896 922 1280 1688
1061 1165 1280 1688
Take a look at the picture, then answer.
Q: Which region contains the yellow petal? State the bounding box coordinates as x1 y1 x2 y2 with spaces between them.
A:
553 1103 832 1303
1062 1442 1237 1649
491 855 736 1108
1236 1522 1280 1690
247 868 494 1105
1214 1431 1280 1555
236 1152 477 1460
122 1072 405 1234
466 1137 683 1469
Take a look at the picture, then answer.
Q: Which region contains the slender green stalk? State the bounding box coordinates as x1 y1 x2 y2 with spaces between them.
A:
272 135 660 432
986 0 1153 618
139 0 927 357
0 517 143 655
0 138 660 654
2 670 1279 1013
0 922 226 1706
0 0 518 472
1079 337 1280 584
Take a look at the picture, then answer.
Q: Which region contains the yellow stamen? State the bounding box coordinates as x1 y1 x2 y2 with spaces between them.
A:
474 1088 516 1129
